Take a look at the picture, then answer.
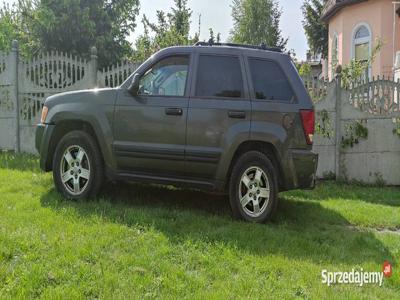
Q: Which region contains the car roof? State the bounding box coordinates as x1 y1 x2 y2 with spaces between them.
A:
156 44 288 58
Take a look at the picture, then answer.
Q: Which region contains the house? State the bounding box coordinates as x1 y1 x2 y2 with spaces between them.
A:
306 51 323 80
321 0 400 81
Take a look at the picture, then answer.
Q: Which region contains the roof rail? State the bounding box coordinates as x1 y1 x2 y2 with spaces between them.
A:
194 41 282 53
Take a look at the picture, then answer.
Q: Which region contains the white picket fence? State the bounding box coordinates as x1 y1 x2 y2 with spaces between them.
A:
0 41 140 153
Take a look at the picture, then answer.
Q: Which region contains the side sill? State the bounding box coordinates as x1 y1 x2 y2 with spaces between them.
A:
109 170 217 191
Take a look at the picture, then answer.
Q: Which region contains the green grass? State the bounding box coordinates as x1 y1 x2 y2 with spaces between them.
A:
0 152 399 299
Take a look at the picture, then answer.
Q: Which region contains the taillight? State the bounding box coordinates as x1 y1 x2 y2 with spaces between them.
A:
300 109 314 145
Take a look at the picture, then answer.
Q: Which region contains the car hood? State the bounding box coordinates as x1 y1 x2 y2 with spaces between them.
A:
44 88 118 109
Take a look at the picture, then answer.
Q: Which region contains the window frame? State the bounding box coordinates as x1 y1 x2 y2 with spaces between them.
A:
137 54 192 99
191 53 248 100
351 23 372 78
352 24 371 60
246 57 297 103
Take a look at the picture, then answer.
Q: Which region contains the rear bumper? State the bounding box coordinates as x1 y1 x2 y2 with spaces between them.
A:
284 149 318 190
35 123 55 171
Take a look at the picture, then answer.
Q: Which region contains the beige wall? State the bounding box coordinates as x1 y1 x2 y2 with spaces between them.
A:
327 0 397 81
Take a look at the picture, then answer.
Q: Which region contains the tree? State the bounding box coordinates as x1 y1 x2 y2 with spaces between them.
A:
1 0 140 68
134 0 197 61
208 28 221 44
0 4 17 51
0 2 29 52
230 0 287 49
302 0 328 58
169 0 191 39
298 62 311 77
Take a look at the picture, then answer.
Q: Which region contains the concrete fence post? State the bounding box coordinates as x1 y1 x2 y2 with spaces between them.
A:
334 68 342 178
10 40 20 153
90 46 98 88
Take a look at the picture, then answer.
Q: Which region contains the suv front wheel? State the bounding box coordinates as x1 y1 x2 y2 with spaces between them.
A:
229 151 278 223
53 130 103 199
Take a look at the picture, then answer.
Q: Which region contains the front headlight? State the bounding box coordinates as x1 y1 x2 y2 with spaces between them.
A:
40 106 49 124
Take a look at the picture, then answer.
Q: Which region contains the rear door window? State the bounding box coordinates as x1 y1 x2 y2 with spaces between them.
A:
248 58 295 102
195 55 244 98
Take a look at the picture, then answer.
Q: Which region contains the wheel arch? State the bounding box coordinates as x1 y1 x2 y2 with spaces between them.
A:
224 140 285 192
45 120 106 171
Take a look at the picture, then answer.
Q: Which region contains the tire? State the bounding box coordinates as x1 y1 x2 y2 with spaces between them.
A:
229 151 278 223
53 130 104 199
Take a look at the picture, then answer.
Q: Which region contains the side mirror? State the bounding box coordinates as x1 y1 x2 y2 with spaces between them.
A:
128 73 140 96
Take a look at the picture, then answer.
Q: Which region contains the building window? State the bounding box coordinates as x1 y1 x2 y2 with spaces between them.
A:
352 24 371 79
354 25 370 62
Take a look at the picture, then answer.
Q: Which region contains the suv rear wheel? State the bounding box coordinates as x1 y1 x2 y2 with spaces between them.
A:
229 151 278 223
53 130 103 199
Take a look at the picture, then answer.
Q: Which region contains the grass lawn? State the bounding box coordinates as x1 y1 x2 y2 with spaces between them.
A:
0 152 399 299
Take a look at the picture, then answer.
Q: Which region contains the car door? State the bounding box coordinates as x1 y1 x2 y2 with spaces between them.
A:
113 55 191 178
186 52 251 181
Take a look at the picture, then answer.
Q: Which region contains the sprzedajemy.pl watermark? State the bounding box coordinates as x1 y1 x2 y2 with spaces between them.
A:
321 261 393 287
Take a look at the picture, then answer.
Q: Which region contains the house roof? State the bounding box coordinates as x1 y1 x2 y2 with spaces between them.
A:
321 0 368 22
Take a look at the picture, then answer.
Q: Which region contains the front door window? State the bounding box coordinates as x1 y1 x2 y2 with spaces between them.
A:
138 56 189 97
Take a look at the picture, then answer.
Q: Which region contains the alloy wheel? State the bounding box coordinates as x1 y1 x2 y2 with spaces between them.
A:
238 166 271 218
59 145 91 195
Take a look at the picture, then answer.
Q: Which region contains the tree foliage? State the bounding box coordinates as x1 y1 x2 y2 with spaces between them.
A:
298 62 312 77
170 0 191 39
0 0 140 68
302 0 328 58
341 39 383 88
208 28 221 44
0 4 18 52
230 0 287 49
133 0 198 61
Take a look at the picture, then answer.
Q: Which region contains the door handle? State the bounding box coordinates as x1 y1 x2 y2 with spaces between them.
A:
228 110 246 119
165 107 183 116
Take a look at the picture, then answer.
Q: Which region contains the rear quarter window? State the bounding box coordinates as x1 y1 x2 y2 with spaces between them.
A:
248 58 295 102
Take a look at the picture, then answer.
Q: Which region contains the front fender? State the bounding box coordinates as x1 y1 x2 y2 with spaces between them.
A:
49 103 116 170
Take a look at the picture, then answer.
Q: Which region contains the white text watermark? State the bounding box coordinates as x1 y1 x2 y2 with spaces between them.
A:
321 261 393 287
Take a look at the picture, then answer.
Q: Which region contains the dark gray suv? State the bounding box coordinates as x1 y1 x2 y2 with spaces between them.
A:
36 42 318 223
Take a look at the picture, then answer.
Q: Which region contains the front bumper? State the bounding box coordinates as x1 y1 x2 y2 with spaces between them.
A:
35 123 55 171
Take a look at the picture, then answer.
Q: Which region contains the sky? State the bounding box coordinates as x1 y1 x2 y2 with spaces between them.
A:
3 0 308 60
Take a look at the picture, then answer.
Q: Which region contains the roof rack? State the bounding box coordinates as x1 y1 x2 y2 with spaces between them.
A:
194 41 282 53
